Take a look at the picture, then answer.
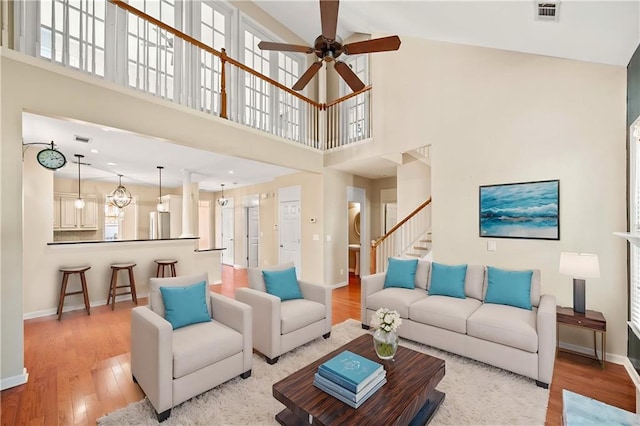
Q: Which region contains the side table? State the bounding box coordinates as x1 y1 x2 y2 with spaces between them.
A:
556 306 606 369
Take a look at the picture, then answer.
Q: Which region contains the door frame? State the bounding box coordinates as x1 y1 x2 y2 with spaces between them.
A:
242 194 260 268
219 199 235 266
347 186 368 277
278 185 301 275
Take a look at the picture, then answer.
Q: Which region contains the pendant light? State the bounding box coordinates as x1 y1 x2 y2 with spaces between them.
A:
74 154 85 209
218 183 229 207
157 166 165 212
108 174 133 208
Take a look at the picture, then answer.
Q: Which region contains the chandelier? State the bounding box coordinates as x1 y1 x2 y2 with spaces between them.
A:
218 183 229 207
107 174 132 208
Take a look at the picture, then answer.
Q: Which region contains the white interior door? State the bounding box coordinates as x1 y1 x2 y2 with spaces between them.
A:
279 200 300 272
247 205 259 268
221 206 234 266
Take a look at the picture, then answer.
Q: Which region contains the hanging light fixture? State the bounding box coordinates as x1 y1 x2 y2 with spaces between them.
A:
108 174 133 208
157 166 165 212
218 183 229 207
74 154 85 209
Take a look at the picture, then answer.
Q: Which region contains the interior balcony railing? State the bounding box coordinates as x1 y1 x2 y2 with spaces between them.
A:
8 0 372 151
370 198 432 274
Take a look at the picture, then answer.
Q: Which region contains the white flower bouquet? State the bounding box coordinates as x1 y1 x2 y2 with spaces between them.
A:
370 307 402 333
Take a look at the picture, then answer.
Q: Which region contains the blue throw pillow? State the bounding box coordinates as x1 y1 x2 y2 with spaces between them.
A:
384 258 418 289
429 262 467 298
263 267 303 301
485 266 533 310
160 281 211 330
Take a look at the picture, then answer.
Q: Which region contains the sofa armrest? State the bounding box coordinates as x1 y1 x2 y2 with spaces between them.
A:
130 306 173 414
235 288 281 359
211 292 253 373
536 294 557 385
361 273 386 325
299 281 332 334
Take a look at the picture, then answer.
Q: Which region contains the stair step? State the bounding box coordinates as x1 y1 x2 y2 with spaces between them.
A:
420 239 432 243
413 246 430 251
405 253 422 257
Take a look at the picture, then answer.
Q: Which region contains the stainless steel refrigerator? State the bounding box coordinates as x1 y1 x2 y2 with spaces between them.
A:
149 211 171 239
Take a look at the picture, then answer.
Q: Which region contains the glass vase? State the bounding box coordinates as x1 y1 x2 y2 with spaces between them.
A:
373 328 398 360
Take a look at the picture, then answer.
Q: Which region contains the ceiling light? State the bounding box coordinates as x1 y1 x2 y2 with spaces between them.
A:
74 154 85 209
228 170 234 174
218 184 229 207
107 162 118 166
91 149 99 153
108 174 133 209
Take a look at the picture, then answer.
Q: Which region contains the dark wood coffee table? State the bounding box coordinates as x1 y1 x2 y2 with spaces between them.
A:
272 334 446 425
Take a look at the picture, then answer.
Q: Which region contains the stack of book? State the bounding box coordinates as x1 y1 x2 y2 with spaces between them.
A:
313 350 387 408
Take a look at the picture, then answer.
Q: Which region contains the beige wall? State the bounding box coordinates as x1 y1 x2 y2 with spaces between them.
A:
397 156 431 219
370 177 397 240
370 36 627 356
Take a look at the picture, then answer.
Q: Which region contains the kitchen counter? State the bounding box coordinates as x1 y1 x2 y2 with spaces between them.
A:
47 237 200 245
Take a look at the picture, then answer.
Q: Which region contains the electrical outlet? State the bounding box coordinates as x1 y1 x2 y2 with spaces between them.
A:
326 235 331 241
340 269 344 275
313 234 319 241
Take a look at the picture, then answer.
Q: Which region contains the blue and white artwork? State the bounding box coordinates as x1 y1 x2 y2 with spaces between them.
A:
479 180 559 240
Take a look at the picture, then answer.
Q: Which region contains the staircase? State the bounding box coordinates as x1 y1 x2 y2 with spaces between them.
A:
370 198 432 274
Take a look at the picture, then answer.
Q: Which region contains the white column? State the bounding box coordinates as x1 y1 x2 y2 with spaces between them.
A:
180 170 194 237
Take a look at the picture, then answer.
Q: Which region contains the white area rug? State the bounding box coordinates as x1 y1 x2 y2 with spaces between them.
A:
97 319 549 425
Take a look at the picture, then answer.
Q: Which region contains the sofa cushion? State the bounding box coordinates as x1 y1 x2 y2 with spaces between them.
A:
172 321 243 379
483 268 541 308
428 264 484 300
281 299 326 334
160 281 211 330
248 262 295 292
384 258 418 289
467 303 538 353
485 266 533 310
263 267 303 301
149 273 210 318
366 288 428 318
429 263 467 298
415 260 430 290
409 295 482 334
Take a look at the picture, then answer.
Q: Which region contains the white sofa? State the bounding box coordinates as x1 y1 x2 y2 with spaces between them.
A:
131 273 252 421
361 261 556 387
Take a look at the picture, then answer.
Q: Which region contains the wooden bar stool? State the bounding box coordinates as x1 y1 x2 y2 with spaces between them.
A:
107 263 138 310
155 259 178 277
57 266 91 321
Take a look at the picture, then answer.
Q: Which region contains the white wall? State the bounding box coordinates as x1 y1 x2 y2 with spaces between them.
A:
371 37 627 356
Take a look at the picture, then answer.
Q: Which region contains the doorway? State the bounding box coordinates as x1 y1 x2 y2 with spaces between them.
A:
347 186 367 277
221 201 234 266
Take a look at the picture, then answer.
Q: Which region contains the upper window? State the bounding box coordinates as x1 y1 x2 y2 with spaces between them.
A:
39 0 106 76
340 54 369 142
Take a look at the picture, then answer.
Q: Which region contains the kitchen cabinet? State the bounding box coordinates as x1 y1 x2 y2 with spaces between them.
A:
54 193 98 231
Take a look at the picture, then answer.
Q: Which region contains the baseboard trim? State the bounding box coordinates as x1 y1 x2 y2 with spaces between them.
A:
558 341 626 365
329 281 348 289
1 368 28 391
23 292 150 320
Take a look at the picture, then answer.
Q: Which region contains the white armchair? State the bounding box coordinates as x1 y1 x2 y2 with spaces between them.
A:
131 273 252 422
235 263 331 364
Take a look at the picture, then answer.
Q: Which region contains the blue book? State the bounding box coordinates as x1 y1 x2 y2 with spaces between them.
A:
314 376 387 409
318 351 383 393
314 370 386 403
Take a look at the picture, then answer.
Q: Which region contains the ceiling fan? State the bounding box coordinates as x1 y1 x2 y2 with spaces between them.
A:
257 0 401 92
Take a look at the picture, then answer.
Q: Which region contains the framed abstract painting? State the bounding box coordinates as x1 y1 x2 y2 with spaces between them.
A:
479 180 560 240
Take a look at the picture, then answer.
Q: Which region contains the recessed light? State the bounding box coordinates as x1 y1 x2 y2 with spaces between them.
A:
107 162 117 166
228 170 234 174
91 149 99 153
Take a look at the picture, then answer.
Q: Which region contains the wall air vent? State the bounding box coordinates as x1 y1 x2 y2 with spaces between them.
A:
74 135 92 143
535 2 559 21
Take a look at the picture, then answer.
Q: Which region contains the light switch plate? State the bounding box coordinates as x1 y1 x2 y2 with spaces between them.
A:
487 241 497 252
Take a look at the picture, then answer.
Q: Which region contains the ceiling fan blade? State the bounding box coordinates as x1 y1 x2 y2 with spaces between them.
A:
343 35 401 55
258 41 314 54
319 0 339 42
292 61 323 91
334 61 365 92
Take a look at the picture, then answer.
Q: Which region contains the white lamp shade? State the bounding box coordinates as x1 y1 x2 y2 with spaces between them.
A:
74 198 85 209
559 252 600 279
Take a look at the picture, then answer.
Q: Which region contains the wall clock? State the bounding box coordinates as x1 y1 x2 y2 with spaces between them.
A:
36 142 67 170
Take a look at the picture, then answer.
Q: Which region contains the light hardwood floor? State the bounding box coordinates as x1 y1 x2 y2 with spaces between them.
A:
1 267 635 425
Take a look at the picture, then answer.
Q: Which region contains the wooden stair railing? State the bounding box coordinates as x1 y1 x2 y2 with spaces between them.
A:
370 197 432 275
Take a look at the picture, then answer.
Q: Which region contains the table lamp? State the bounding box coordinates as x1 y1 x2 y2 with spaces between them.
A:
559 252 600 314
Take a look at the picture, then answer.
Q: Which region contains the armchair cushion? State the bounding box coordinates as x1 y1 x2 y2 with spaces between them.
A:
281 299 326 334
172 321 244 378
248 262 294 292
384 258 418 289
149 273 211 318
160 281 211 329
263 267 303 301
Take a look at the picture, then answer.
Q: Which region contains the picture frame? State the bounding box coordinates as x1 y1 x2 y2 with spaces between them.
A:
479 179 560 240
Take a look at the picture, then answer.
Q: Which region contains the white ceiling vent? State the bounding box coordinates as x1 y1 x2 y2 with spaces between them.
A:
74 135 92 143
535 2 559 21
